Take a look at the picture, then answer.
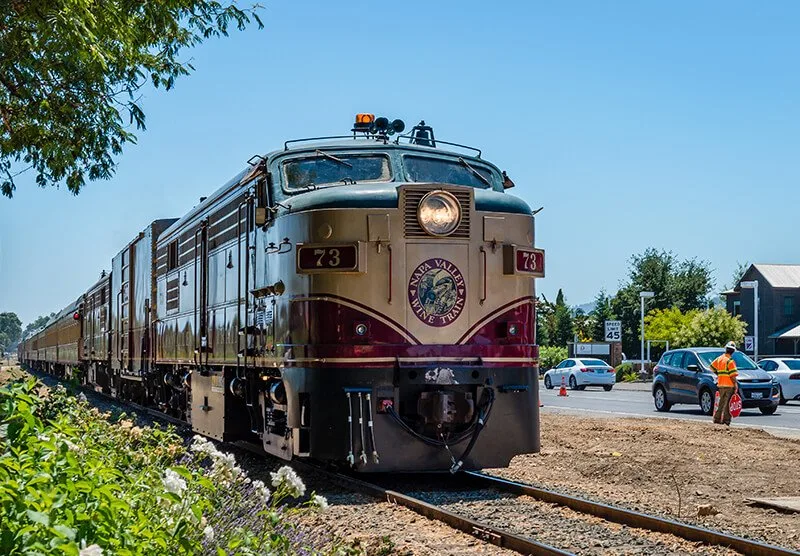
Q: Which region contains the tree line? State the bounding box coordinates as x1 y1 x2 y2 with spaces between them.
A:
0 312 55 354
537 248 747 357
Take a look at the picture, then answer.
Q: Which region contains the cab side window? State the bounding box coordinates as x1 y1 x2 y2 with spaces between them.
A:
661 352 675 366
671 352 685 368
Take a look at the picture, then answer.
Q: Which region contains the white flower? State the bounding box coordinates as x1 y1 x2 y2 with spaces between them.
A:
79 541 103 556
203 525 215 542
162 468 187 496
270 466 306 498
190 435 220 457
312 494 329 511
208 450 244 485
77 392 88 403
253 479 271 503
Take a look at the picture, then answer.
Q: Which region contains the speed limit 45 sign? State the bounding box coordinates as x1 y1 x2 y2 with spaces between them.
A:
604 320 622 342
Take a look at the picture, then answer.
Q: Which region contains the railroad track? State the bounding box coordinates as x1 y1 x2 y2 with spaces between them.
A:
296 463 798 556
462 472 799 556
22 369 800 556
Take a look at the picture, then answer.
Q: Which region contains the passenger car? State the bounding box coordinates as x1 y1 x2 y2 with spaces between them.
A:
757 358 800 404
543 358 616 391
652 348 780 415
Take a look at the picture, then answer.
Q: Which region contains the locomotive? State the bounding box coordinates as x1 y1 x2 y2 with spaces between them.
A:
19 115 545 472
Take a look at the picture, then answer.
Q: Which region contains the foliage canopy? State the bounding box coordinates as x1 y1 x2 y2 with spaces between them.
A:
0 0 262 197
539 345 568 372
644 306 746 349
612 249 714 354
0 312 22 353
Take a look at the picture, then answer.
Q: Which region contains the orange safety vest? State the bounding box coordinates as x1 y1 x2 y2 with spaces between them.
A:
710 354 738 388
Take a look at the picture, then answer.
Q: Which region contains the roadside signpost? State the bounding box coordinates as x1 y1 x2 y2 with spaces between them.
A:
740 280 759 362
744 336 755 353
604 320 622 342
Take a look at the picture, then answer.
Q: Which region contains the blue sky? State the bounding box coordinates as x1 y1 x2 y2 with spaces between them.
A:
1 1 799 324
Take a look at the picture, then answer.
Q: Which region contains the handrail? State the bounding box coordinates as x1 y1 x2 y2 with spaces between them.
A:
116 290 123 365
284 135 368 150
394 134 482 157
193 227 202 366
235 198 248 378
201 221 209 367
479 246 487 305
387 244 393 304
244 197 253 373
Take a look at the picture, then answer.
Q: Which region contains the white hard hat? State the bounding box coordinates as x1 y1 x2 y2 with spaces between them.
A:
725 341 736 351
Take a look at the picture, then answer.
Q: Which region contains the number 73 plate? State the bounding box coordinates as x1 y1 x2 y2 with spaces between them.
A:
503 245 545 278
296 243 364 273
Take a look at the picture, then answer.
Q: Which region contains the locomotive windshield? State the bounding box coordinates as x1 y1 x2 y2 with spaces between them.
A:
284 153 391 189
404 155 496 189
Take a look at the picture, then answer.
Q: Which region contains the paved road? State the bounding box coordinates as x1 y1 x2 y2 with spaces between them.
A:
539 382 800 439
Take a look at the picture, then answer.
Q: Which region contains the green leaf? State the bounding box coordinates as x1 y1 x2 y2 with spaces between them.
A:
0 0 264 197
170 466 192 480
52 524 76 540
26 510 50 526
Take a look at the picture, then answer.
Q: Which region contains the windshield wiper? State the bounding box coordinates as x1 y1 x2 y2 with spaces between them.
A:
315 150 352 168
458 157 489 186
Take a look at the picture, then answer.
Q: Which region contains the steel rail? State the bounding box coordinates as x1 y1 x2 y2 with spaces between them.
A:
289 461 572 556
465 472 799 556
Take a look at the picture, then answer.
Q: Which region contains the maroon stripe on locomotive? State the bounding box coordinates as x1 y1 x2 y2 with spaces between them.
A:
285 295 537 368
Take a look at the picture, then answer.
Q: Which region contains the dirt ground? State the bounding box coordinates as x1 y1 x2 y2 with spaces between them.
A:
0 363 23 384
492 413 800 551
300 494 516 556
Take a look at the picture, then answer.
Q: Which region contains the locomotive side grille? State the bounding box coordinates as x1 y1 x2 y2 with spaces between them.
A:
166 277 180 312
403 187 471 239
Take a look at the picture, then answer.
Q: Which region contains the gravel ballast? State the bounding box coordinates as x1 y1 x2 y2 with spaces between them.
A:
490 413 800 552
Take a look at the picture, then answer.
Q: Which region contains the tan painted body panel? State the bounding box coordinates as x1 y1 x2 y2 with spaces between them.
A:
252 184 535 367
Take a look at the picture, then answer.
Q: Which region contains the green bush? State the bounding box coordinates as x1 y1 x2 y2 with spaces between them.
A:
538 346 568 373
615 362 639 382
0 379 338 555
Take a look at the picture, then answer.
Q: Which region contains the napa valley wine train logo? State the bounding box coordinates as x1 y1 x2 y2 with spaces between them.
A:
408 258 466 327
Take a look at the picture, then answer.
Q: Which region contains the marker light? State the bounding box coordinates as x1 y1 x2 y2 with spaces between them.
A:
417 190 461 237
72 312 80 320
355 323 368 336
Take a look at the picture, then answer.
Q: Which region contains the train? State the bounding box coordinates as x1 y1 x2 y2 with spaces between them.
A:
19 115 545 472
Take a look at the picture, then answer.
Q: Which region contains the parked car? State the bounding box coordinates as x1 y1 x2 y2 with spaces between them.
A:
757 358 800 404
652 348 780 415
543 358 616 391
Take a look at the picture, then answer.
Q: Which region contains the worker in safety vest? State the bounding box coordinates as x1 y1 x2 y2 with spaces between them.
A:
710 341 739 425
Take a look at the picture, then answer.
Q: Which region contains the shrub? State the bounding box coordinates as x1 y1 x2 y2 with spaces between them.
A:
538 346 568 374
615 362 639 382
0 379 338 555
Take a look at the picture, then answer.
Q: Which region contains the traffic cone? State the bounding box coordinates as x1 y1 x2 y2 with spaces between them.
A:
558 376 568 397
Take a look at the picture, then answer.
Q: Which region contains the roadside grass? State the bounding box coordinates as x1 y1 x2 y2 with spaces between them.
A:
0 378 351 555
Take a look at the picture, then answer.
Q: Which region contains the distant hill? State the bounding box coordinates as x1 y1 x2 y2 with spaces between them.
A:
574 302 596 314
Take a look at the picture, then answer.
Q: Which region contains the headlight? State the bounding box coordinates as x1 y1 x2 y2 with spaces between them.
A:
417 191 461 236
